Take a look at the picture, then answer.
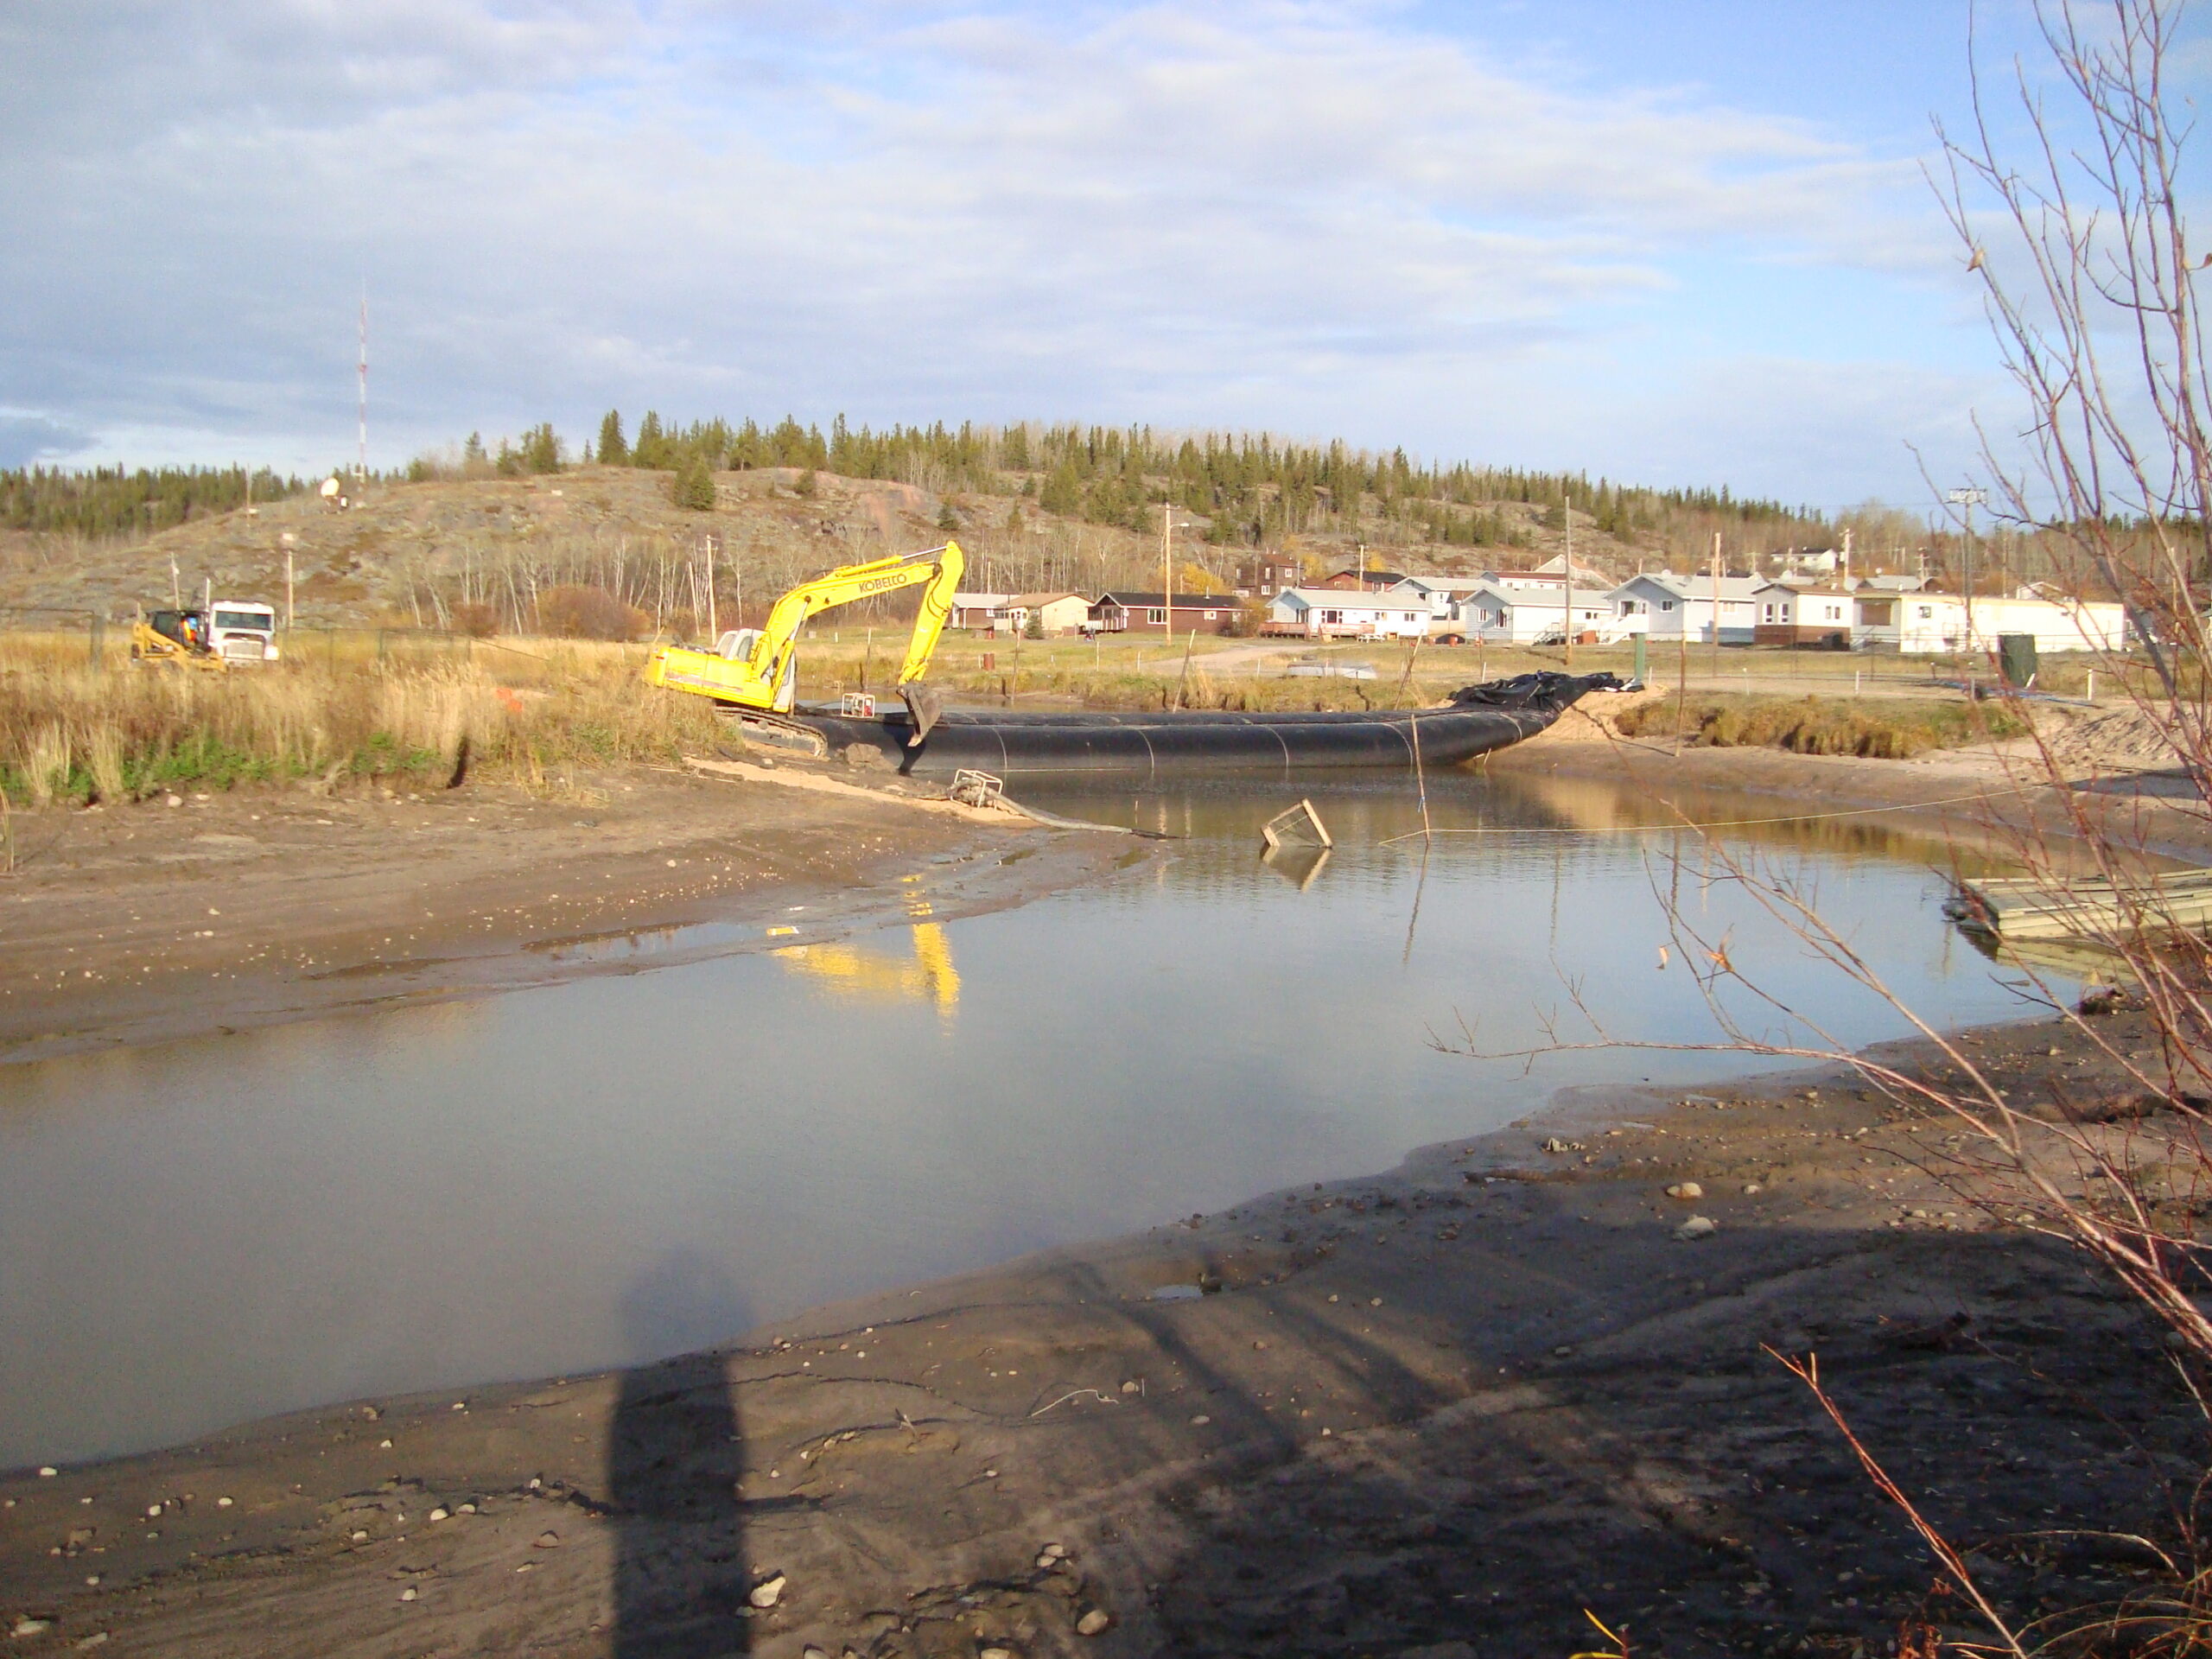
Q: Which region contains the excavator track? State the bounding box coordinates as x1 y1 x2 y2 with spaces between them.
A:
731 710 831 759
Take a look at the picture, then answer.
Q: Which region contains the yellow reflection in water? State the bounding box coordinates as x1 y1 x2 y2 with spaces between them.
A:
773 924 961 1014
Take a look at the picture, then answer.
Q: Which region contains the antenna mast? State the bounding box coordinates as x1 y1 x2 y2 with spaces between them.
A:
356 287 368 486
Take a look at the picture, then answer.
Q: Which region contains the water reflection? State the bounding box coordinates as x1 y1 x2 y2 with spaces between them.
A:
774 923 961 1014
0 770 2075 1465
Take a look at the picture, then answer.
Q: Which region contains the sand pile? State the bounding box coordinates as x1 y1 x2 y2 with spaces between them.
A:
2044 704 2183 773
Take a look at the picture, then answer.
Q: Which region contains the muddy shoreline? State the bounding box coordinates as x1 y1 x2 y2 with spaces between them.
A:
0 1003 2190 1658
0 760 1134 1065
1 738 2202 1656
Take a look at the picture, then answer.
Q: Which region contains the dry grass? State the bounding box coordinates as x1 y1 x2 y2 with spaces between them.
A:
1617 692 2029 759
0 632 726 804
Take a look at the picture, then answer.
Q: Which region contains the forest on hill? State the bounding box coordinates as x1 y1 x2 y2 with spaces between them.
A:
0 465 309 540
409 411 1874 571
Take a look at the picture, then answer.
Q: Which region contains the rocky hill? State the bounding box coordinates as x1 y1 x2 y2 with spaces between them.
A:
0 464 1650 635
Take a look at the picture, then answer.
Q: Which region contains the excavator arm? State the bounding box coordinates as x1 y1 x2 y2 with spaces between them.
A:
645 542 964 735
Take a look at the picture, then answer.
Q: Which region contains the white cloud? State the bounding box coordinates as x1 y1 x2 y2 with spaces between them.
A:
1 0 1970 498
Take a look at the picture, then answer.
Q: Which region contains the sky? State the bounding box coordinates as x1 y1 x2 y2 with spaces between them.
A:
1 0 2200 510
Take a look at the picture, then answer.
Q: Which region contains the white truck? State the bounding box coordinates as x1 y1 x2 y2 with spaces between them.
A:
206 601 280 663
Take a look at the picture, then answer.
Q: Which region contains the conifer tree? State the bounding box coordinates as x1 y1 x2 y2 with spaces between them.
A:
597 410 629 467
634 411 667 469
521 423 563 474
672 450 716 511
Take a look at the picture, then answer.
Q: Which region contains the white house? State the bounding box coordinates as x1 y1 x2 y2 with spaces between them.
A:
1266 587 1433 639
1463 583 1634 645
1752 583 1856 646
1609 573 1764 645
989 592 1091 637
1396 576 1497 620
1872 591 2128 653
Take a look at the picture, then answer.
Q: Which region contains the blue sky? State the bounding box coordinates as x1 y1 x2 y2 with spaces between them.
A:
1 1 2196 508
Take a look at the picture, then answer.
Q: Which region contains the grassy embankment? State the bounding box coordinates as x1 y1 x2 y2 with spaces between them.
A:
1618 693 2030 758
0 632 724 806
0 623 2107 805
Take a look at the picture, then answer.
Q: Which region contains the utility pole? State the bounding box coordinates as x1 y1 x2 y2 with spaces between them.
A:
1161 503 1173 643
1562 492 1573 668
1947 486 1987 662
1710 531 1723 684
283 533 296 632
1840 525 1853 586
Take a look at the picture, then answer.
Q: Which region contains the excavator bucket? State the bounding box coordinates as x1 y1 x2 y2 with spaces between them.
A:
900 683 944 747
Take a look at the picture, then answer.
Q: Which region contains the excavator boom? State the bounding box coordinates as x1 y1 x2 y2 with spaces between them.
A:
645 541 964 720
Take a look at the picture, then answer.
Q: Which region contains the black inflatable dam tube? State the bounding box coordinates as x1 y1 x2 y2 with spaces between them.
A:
780 671 1624 781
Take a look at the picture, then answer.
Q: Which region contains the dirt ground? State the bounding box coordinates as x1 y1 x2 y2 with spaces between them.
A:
0 758 1127 1063
3 728 2208 1657
0 1001 2194 1659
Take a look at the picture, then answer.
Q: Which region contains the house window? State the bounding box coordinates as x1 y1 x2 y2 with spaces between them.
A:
1661 600 1675 613
1205 610 1218 620
1321 609 1344 626
1916 605 1933 620
1146 608 1166 625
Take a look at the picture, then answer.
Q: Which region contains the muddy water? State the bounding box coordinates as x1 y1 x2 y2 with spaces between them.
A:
0 770 2059 1465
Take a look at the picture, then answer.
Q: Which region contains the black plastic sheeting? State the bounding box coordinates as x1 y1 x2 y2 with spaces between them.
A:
785 671 1627 780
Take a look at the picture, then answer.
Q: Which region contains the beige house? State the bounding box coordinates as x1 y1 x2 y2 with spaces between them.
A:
991 592 1091 636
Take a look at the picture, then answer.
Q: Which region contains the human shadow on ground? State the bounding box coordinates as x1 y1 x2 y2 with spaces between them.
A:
610 1251 753 1659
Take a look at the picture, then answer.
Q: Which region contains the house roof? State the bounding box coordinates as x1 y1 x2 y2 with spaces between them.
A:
1754 582 1853 599
1320 568 1408 587
1001 591 1084 607
1500 588 1616 609
1093 591 1239 609
1618 572 1768 602
1528 554 1613 582
1270 588 1429 610
950 592 1009 607
1398 576 1495 595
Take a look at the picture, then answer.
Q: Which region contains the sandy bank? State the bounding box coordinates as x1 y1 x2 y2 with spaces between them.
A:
1493 705 2212 868
0 756 1132 1064
0 994 2191 1659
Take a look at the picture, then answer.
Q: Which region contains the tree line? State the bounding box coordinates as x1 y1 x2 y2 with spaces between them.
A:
0 465 308 539
560 410 1840 559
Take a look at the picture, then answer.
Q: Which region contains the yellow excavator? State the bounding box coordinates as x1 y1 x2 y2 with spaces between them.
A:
644 541 963 744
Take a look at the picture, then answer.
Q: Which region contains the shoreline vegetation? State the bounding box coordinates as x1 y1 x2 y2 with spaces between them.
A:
0 622 2128 810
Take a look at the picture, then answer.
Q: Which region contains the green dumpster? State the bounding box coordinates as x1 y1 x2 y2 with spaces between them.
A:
1998 633 2038 690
